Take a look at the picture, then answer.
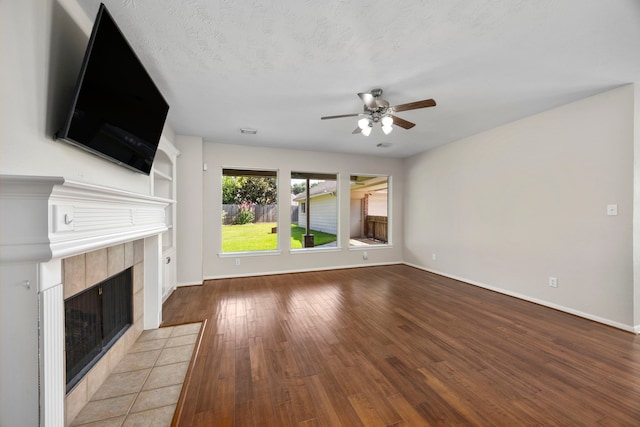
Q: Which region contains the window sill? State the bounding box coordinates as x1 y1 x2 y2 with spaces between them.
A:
218 250 282 258
289 246 342 255
349 244 393 251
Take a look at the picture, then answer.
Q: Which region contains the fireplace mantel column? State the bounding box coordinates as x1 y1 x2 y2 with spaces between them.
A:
145 234 163 329
39 260 64 427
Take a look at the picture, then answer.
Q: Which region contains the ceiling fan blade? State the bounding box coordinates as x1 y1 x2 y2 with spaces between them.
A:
391 115 416 129
321 113 360 120
391 98 436 112
358 92 377 109
352 127 363 134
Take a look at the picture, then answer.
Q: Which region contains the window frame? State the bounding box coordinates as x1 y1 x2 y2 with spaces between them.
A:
290 171 340 252
348 174 392 249
219 167 280 256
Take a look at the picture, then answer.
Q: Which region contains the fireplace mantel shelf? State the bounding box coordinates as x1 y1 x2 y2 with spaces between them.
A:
0 175 173 264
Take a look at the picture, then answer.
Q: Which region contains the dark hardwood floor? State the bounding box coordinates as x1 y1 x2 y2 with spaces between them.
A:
163 265 640 426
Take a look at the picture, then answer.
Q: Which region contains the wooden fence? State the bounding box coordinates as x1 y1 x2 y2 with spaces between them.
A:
222 204 277 224
222 204 299 224
365 215 388 242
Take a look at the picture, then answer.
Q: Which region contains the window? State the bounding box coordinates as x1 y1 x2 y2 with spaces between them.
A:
221 169 278 252
350 175 389 246
291 172 338 249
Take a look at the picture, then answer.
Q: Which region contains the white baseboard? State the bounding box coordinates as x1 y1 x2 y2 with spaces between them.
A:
404 262 637 334
177 280 204 287
202 261 401 281
162 286 176 302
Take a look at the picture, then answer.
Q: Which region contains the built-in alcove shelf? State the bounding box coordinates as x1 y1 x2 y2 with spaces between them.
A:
150 137 180 301
152 168 173 182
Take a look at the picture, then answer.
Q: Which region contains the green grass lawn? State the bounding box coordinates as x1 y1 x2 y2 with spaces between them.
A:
290 225 337 249
221 222 337 252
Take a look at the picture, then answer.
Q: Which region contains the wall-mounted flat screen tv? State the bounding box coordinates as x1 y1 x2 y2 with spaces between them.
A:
56 3 169 175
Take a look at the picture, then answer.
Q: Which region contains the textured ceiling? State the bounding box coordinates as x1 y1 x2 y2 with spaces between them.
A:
76 0 640 158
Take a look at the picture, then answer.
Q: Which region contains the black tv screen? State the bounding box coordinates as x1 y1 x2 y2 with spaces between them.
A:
56 3 169 175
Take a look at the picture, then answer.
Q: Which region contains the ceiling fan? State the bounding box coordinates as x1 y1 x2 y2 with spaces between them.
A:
321 88 436 136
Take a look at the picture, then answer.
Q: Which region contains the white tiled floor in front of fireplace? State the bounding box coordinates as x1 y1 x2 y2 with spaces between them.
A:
70 322 202 426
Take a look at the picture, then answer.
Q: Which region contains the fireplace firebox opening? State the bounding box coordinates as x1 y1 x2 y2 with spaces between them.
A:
65 267 133 392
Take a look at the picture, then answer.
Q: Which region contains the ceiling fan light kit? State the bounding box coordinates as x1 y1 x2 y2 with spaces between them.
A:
358 118 370 130
321 88 436 136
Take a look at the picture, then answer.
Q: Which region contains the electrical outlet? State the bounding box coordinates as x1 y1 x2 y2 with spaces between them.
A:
235 258 240 266
363 251 368 260
549 277 558 288
432 253 437 261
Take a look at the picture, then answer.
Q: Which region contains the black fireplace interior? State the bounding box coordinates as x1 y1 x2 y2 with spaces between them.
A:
65 267 132 392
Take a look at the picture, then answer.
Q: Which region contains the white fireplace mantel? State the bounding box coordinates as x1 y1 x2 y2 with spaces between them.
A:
0 175 171 263
0 175 173 427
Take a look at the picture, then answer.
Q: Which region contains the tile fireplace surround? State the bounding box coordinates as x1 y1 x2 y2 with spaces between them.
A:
0 175 172 427
63 241 145 425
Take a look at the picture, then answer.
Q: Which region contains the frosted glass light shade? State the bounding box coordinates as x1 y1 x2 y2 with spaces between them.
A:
381 116 393 127
358 118 371 130
382 125 393 135
361 126 372 136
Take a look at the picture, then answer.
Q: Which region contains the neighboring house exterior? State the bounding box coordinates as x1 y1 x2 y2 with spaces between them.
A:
293 181 337 235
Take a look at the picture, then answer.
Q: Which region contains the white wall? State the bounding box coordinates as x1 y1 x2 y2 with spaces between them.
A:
0 263 39 427
297 194 338 235
404 85 635 330
193 142 403 279
176 135 204 286
0 0 173 194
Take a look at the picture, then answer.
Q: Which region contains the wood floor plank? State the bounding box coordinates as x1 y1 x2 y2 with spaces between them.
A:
387 393 433 427
251 379 277 427
416 367 493 426
304 374 343 427
347 393 387 427
287 378 317 424
164 265 640 426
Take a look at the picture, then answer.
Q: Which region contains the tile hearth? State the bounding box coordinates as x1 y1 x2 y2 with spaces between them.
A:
70 322 202 427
